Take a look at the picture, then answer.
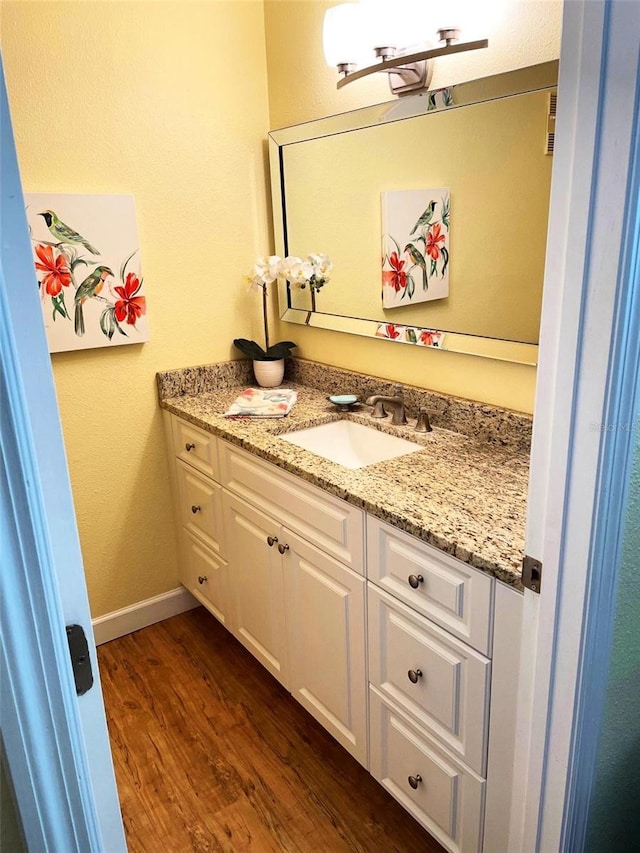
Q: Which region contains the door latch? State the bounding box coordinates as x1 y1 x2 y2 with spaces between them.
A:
522 555 542 593
66 624 94 696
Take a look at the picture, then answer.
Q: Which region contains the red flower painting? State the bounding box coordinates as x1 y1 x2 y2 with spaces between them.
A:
425 223 446 261
113 273 146 326
34 244 72 296
382 251 408 292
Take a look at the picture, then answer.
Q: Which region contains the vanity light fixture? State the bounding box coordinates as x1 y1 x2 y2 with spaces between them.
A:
323 1 488 96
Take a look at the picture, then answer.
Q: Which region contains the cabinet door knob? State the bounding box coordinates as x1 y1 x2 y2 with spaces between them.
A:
408 574 424 589
408 668 423 684
197 575 207 585
408 774 423 790
267 535 278 547
191 505 201 514
277 543 290 554
185 442 196 451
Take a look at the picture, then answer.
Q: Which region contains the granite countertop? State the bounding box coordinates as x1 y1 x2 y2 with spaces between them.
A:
159 363 530 589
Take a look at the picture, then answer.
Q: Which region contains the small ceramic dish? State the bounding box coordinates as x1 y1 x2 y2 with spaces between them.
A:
328 394 359 412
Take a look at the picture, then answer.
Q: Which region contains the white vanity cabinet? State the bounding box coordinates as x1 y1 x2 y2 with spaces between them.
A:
163 412 523 853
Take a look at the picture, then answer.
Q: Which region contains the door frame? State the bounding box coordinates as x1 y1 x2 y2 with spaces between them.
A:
0 57 126 852
513 1 640 849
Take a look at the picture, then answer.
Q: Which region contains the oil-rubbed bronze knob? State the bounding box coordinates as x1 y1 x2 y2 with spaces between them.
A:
278 543 290 554
408 774 423 790
408 669 423 684
408 574 424 589
197 575 207 585
267 535 278 547
191 505 201 514
185 442 196 451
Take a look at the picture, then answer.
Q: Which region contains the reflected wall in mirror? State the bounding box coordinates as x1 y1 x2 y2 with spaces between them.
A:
269 62 558 366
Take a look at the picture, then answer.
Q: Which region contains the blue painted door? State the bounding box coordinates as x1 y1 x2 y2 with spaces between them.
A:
0 57 126 851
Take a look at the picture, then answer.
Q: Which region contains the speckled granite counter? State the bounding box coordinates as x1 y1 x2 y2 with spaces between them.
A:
157 360 531 589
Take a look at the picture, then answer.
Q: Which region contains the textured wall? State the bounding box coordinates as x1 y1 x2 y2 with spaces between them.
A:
1 1 271 617
264 0 563 413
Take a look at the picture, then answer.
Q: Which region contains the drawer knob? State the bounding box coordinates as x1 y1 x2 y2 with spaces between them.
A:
197 575 207 585
278 543 290 554
408 774 423 790
267 535 278 547
191 505 201 514
408 668 423 684
185 442 196 451
408 574 424 589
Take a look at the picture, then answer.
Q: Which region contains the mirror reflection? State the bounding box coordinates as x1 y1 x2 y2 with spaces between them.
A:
269 62 557 365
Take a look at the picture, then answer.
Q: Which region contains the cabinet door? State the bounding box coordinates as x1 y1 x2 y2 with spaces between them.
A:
224 492 289 688
283 530 367 767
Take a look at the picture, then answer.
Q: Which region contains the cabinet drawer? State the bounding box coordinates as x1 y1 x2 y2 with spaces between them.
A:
176 460 225 557
172 416 219 480
367 517 493 654
369 688 485 853
181 532 231 629
219 440 364 573
368 585 490 775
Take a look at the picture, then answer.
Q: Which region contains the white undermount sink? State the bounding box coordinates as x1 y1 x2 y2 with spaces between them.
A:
280 420 423 470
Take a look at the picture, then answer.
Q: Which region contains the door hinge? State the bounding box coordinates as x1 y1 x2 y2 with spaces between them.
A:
66 624 94 696
522 555 542 593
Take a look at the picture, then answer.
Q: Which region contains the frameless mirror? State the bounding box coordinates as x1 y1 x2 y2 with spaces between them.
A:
269 62 557 366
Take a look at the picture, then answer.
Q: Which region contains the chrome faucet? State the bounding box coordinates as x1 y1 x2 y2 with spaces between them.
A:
365 384 407 425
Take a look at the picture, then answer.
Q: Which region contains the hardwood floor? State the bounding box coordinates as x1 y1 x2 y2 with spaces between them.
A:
98 607 445 852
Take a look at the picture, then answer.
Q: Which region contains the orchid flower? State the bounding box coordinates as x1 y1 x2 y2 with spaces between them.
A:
238 252 331 357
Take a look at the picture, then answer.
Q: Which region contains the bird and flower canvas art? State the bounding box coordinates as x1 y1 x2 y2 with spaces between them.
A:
381 188 450 310
25 193 149 353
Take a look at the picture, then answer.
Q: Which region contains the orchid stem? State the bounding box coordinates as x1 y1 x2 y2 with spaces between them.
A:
262 283 270 351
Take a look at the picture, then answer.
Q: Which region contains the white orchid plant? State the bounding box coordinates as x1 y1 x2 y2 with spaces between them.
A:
233 253 332 361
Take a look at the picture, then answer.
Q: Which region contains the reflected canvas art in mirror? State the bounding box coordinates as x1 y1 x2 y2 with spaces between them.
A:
382 188 450 309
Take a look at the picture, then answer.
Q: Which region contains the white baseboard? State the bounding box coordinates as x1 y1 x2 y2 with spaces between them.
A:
92 586 199 645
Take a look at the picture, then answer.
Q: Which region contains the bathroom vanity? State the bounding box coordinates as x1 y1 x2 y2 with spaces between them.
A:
158 359 530 853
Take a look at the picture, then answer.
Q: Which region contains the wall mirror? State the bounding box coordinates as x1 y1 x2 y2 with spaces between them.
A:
268 62 557 366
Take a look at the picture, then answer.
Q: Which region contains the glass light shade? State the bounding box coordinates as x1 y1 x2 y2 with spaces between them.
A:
323 4 365 67
434 0 506 41
359 0 424 50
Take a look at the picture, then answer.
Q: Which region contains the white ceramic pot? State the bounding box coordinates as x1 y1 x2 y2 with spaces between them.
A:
253 358 285 388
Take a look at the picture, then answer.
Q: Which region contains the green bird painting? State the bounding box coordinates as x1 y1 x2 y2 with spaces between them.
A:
404 243 428 292
39 209 99 255
74 266 113 336
410 200 437 236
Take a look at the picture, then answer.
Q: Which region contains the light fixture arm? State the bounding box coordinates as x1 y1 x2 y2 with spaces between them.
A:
336 38 489 95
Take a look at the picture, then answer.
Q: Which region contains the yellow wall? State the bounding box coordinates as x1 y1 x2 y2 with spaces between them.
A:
1 1 271 617
1 0 561 618
264 0 563 413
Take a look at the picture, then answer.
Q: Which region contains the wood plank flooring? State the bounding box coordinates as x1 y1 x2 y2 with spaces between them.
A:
98 607 445 852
